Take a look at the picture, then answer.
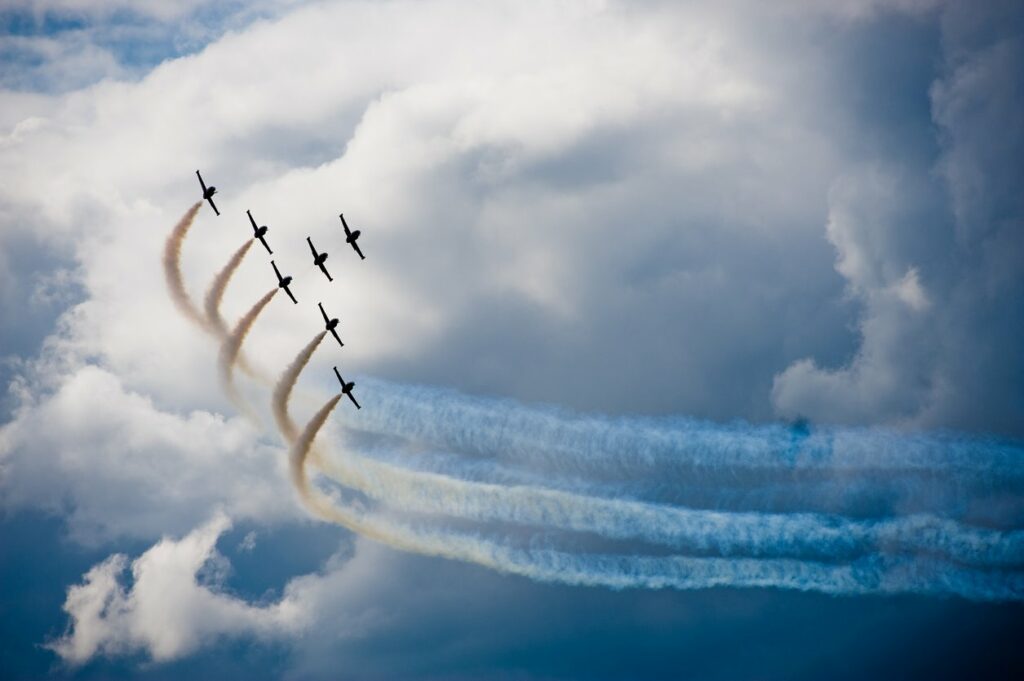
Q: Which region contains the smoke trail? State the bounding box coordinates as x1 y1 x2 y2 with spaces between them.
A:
316 443 1024 567
291 395 1024 602
344 377 1024 481
267 337 1024 567
162 202 211 331
204 239 254 337
273 331 327 443
219 288 277 410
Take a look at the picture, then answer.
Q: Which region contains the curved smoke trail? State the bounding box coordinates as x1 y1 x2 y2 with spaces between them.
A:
291 395 1024 602
205 239 254 337
273 330 327 443
270 339 1024 567
162 202 210 330
219 288 277 411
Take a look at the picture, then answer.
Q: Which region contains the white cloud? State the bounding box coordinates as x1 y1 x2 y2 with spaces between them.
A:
50 513 310 664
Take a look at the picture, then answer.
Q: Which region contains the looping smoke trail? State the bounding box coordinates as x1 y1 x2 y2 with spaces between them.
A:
205 239 254 337
273 331 327 444
162 202 210 330
291 396 1024 602
219 288 277 411
204 239 264 378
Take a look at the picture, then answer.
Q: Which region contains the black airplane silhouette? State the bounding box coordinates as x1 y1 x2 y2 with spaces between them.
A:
307 237 332 281
196 170 219 215
247 210 272 254
333 366 360 409
271 260 297 304
319 302 343 347
339 213 365 260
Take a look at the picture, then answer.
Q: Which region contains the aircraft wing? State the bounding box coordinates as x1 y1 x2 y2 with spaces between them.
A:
196 170 207 192
258 235 272 254
330 328 344 347
207 196 219 216
339 213 351 236
319 302 329 323
333 366 343 384
346 392 361 410
319 263 333 282
307 237 318 258
271 260 282 281
351 241 365 260
283 284 298 305
248 210 257 230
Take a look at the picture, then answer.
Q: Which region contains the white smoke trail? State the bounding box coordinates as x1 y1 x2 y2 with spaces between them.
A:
292 395 1024 602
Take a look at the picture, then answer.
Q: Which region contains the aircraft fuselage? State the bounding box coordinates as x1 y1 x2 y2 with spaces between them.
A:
347 230 361 243
315 253 328 266
326 318 339 331
203 187 216 199
255 226 267 238
279 276 292 288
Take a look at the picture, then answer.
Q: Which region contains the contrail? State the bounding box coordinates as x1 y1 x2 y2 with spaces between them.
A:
316 442 1024 567
273 331 327 443
344 377 1024 481
162 202 210 331
204 239 254 337
290 395 1024 602
219 288 277 411
269 337 1024 567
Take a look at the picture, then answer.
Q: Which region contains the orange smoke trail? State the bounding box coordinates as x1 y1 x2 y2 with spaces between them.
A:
218 287 277 411
272 331 327 444
162 202 210 331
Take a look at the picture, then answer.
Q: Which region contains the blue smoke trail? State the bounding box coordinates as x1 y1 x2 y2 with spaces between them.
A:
343 378 1024 481
317 444 1024 567
299 394 1024 602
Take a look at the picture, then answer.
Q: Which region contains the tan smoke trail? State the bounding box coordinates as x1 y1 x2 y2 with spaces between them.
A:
273 330 327 443
219 287 278 411
204 239 263 378
204 239 254 337
162 202 211 331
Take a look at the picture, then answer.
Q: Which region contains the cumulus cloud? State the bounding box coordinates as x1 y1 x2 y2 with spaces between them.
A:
50 513 308 664
772 0 1024 434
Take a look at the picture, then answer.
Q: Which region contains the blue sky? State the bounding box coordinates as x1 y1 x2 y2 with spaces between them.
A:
1 1 1023 679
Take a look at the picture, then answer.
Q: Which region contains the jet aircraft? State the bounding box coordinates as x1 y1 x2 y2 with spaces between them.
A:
196 170 219 215
271 260 297 304
319 302 343 347
333 366 361 409
338 213 365 260
247 210 272 254
307 237 332 281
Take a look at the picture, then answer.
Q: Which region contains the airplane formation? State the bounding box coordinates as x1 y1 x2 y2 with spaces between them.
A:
198 169 364 409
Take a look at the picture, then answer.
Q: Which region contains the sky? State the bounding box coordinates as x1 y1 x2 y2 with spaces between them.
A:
1 0 1023 679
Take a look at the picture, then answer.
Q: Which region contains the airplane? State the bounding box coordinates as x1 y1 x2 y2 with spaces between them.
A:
319 302 343 347
338 213 365 260
247 210 272 254
271 260 297 304
307 237 332 281
333 366 361 409
196 170 219 215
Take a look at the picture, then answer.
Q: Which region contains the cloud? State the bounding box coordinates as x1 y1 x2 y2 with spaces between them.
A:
772 1 1024 434
49 513 308 664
